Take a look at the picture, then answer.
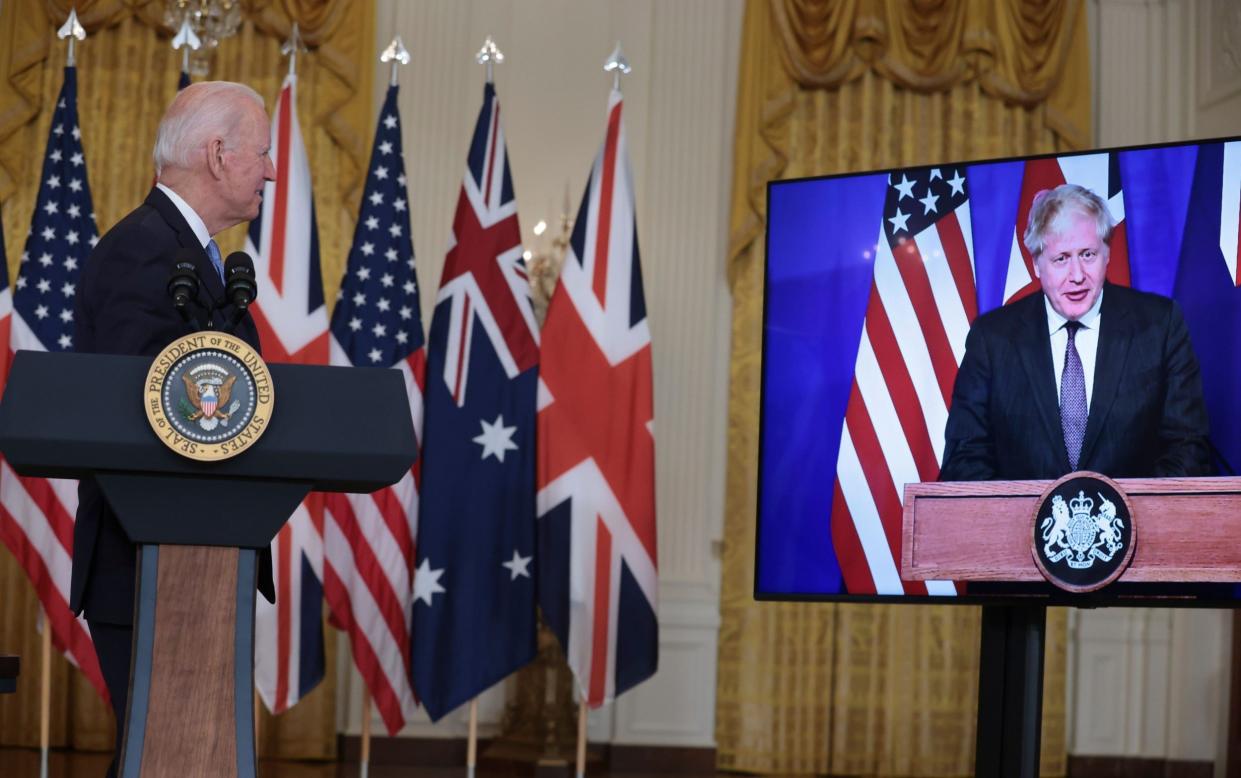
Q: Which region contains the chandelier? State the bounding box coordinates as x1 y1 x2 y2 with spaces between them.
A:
164 0 243 76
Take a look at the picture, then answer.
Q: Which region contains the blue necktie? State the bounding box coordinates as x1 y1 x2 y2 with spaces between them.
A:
1061 321 1087 470
206 239 224 284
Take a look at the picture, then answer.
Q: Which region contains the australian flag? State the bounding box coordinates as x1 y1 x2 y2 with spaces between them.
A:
1174 141 1241 474
410 82 540 720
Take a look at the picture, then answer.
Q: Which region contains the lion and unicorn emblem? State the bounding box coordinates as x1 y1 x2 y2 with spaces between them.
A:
1040 490 1124 570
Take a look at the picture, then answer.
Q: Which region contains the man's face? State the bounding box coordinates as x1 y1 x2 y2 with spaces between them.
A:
1033 211 1109 320
218 103 275 228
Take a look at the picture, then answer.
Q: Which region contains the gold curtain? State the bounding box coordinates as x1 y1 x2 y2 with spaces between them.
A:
0 0 376 759
716 1 1089 774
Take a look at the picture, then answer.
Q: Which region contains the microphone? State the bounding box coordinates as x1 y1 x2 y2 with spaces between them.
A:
167 261 199 307
166 251 203 330
223 251 258 333
223 251 258 309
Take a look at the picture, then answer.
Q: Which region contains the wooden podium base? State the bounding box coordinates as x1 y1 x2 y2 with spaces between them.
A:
120 545 257 778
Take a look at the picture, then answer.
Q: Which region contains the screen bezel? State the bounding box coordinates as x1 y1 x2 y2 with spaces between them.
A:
755 133 1241 608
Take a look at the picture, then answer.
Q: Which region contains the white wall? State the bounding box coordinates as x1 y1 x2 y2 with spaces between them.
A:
1073 0 1241 770
335 0 744 746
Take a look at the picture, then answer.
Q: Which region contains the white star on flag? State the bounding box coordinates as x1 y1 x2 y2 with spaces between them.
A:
888 208 911 233
893 174 916 200
413 558 446 606
473 414 519 462
947 170 965 195
501 549 532 580
919 189 939 215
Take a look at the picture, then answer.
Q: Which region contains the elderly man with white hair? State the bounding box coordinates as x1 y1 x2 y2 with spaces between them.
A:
71 80 274 778
939 182 1212 482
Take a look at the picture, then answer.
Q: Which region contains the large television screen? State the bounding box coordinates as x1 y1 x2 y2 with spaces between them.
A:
758 137 1241 605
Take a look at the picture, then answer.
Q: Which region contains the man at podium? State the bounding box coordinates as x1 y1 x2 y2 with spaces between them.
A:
70 81 274 777
940 183 1212 482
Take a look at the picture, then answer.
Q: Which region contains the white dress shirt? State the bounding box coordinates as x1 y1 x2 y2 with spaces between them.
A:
1046 288 1103 411
156 183 212 249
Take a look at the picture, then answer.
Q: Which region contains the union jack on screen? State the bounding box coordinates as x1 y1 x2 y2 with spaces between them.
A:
537 88 658 707
410 82 540 721
247 72 328 714
1003 153 1129 303
323 82 423 734
0 66 109 702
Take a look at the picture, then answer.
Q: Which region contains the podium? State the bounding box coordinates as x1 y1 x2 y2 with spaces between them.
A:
0 349 417 778
903 476 1241 778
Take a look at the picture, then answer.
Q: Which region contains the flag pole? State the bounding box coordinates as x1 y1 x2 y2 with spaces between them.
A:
603 41 631 94
281 22 306 78
171 15 201 76
466 697 478 778
575 701 587 778
475 36 504 85
39 608 51 778
254 688 261 756
360 689 372 778
380 35 410 88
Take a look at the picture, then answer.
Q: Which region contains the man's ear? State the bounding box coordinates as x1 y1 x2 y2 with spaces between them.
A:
205 137 227 180
1032 257 1041 279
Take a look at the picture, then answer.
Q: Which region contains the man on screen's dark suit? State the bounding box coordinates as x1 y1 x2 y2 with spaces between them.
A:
71 81 276 778
940 183 1212 482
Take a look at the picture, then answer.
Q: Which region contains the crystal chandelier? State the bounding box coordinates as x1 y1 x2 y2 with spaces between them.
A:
164 0 243 76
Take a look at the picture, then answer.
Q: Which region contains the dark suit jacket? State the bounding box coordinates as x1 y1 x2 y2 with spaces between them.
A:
70 187 274 624
939 283 1212 481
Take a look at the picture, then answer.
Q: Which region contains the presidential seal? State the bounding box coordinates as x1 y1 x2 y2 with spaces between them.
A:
1031 472 1136 593
144 331 273 462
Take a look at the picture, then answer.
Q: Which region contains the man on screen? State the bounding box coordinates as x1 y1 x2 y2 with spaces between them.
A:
71 81 274 778
939 183 1212 481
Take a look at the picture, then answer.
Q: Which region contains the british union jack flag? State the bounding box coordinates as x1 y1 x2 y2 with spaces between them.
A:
537 88 657 707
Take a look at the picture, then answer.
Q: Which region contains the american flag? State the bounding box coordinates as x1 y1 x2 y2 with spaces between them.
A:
1002 153 1129 303
537 88 658 707
410 82 539 720
831 166 974 595
323 83 422 734
0 66 109 701
247 72 328 714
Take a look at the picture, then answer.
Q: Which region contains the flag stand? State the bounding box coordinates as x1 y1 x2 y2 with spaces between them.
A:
574 703 587 778
466 698 478 778
360 690 372 778
39 609 50 778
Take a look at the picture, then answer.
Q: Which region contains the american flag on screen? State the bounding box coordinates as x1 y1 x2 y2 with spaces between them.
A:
1002 153 1130 303
0 67 109 701
410 82 539 720
538 88 657 707
248 72 328 714
323 83 422 734
831 166 974 595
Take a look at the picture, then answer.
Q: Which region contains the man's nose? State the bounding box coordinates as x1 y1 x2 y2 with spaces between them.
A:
1067 257 1086 282
264 156 276 181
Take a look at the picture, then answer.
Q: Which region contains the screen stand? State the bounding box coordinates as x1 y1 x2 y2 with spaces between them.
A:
974 604 1046 778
